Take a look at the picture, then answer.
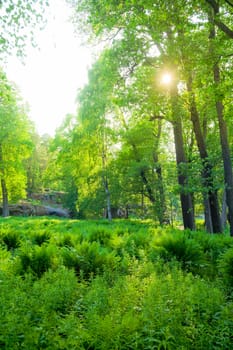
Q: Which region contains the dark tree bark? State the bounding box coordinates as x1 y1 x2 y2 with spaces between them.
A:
206 0 233 38
170 85 195 230
139 168 156 203
221 189 227 228
186 76 222 233
209 7 233 236
214 88 233 235
152 119 167 225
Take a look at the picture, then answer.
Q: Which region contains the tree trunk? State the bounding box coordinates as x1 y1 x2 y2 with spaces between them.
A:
221 189 227 229
186 76 222 233
152 119 167 225
153 153 166 224
204 197 213 233
0 145 9 217
103 177 112 221
138 168 155 203
215 93 233 236
101 145 112 221
1 178 9 217
171 85 195 230
209 8 233 236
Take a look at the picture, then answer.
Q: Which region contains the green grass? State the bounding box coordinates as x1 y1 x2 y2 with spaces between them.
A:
0 216 233 349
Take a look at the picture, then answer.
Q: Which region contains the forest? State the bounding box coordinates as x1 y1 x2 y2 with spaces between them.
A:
1 0 233 348
1 0 233 233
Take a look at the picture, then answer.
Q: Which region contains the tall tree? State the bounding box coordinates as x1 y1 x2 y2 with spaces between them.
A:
0 69 32 216
68 0 233 231
186 76 222 232
68 0 198 229
208 3 233 235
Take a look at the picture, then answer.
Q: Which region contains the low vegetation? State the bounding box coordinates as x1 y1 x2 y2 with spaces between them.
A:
0 217 233 349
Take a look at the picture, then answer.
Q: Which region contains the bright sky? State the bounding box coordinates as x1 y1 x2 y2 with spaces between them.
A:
5 0 93 136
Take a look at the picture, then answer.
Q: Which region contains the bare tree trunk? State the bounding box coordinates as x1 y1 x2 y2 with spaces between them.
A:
1 178 9 217
152 119 167 225
171 85 195 230
221 189 227 229
186 76 222 233
103 177 112 220
209 8 233 236
215 93 233 235
204 197 213 233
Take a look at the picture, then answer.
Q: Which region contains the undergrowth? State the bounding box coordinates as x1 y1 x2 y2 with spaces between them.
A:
0 217 233 349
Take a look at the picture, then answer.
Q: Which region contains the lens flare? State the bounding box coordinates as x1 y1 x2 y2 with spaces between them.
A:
161 73 172 84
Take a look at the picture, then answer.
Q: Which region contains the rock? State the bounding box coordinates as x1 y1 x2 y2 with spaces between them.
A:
8 203 35 216
44 206 69 218
0 203 69 218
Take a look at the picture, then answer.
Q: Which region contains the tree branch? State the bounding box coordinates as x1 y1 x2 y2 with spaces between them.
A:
214 19 233 38
205 0 219 13
206 0 233 39
225 0 233 8
149 114 165 121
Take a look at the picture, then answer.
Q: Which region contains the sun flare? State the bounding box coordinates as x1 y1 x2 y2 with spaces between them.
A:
161 73 172 84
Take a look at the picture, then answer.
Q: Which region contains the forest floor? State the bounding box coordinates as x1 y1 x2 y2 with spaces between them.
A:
0 217 233 349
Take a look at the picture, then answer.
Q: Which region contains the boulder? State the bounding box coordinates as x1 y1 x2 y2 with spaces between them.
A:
0 203 69 218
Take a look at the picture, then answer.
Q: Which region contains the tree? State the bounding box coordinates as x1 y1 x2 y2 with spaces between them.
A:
68 0 233 231
68 0 198 229
186 76 222 232
205 0 233 39
207 3 233 235
0 69 32 216
0 0 49 59
44 115 79 217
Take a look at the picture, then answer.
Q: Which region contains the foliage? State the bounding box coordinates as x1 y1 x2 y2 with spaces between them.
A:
0 217 233 349
61 0 233 232
0 0 49 59
0 68 33 212
218 247 233 287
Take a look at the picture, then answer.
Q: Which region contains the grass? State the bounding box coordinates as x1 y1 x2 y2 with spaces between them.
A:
0 216 233 349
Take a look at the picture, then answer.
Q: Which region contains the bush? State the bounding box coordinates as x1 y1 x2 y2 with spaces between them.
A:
32 231 51 246
1 231 20 251
62 242 120 278
16 245 56 278
87 226 112 245
1 217 233 349
218 247 233 287
149 231 205 273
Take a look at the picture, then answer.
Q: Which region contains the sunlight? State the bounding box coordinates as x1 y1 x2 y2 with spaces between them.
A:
5 0 93 136
161 72 172 85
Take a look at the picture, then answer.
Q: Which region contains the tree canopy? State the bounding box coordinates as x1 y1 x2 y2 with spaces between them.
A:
0 0 49 59
1 0 233 235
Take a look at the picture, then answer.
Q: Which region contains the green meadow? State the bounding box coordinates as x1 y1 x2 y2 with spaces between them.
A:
0 217 233 349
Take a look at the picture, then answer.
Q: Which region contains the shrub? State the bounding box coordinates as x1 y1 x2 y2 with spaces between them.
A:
123 229 151 258
0 247 11 271
87 226 112 245
218 247 233 287
16 245 55 278
32 231 51 246
149 232 205 273
1 217 233 349
1 231 20 251
62 242 120 278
